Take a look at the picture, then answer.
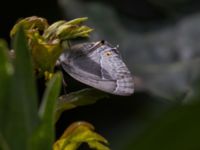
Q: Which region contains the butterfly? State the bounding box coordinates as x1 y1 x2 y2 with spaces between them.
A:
59 40 134 96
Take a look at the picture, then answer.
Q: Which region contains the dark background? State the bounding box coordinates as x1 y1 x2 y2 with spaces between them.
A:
2 0 200 41
1 0 200 149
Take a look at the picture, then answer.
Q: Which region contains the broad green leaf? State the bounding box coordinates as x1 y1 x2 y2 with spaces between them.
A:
0 39 13 122
30 73 62 150
11 27 38 149
13 26 39 128
0 39 13 150
53 121 110 150
0 133 10 150
55 88 108 121
1 27 39 150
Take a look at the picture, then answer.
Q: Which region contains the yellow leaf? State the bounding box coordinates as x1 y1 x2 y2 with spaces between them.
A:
66 17 88 25
43 17 93 41
10 16 48 37
43 21 66 40
30 35 62 75
53 122 110 150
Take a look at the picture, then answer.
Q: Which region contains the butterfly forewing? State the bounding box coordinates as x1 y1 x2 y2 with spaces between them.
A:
59 41 134 96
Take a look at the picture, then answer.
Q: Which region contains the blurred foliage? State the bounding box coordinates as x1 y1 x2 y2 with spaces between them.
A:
0 27 63 150
1 2 200 150
1 24 200 150
124 81 200 150
0 17 109 150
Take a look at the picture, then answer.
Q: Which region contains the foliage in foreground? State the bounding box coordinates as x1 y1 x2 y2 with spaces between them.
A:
1 16 200 150
0 17 110 150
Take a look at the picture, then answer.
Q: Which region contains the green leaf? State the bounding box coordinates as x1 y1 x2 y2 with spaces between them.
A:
88 141 110 150
0 39 13 122
43 17 93 41
42 20 66 40
13 26 39 130
1 27 39 150
56 24 93 40
30 73 62 150
0 39 13 150
55 88 108 121
0 133 10 150
65 17 88 25
53 121 110 150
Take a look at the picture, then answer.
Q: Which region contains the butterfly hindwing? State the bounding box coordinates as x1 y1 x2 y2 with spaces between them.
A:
59 41 134 96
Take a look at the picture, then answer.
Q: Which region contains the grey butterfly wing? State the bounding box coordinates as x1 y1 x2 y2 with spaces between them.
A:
99 43 134 95
59 41 134 96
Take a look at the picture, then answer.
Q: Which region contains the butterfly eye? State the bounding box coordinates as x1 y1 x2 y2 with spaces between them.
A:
104 51 112 56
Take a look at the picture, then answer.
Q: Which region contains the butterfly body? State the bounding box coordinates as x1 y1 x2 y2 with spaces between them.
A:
59 41 134 96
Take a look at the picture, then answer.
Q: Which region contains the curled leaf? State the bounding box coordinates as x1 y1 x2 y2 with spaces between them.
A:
53 121 110 150
10 16 48 37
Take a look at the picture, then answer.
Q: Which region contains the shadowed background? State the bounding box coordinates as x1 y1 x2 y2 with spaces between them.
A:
1 0 200 149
